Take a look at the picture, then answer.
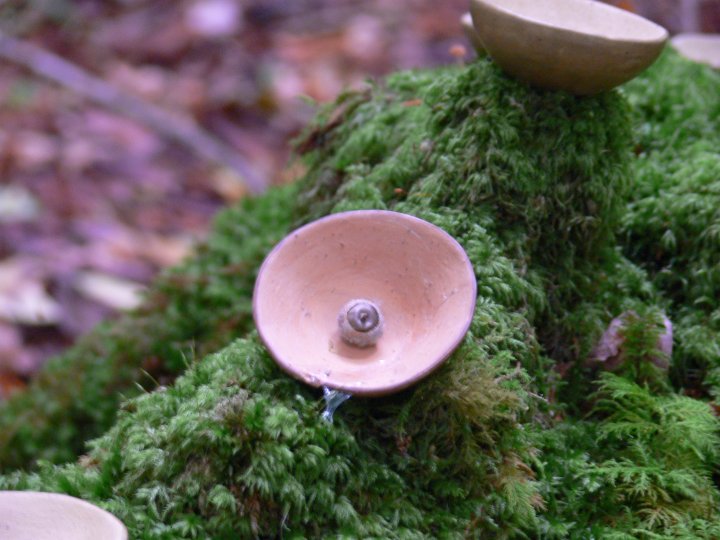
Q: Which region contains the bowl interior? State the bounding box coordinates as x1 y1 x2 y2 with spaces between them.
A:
253 211 477 396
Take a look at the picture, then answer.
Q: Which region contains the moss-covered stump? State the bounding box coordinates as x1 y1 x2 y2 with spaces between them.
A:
2 51 720 538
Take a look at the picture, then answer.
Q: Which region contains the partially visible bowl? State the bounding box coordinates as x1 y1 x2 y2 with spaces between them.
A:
470 0 668 95
672 33 720 69
0 491 127 540
460 12 486 55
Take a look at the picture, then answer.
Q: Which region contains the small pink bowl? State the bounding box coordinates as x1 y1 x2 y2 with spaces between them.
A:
253 210 477 396
0 491 127 540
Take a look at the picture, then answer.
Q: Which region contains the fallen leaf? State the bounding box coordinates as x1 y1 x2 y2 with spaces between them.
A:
210 167 250 203
139 234 194 267
0 259 62 325
0 322 22 372
0 371 25 400
185 0 243 38
587 311 673 371
11 131 58 171
106 61 168 101
343 15 385 63
74 271 146 311
0 185 40 223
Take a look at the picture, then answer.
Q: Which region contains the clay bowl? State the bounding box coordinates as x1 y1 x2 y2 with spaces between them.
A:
253 210 477 397
469 0 668 95
672 34 720 69
461 12 486 55
0 491 127 540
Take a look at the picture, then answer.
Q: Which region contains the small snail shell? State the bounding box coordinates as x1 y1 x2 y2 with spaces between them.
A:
338 299 384 348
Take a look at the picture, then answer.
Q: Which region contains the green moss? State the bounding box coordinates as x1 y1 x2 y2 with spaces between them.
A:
621 51 720 389
2 51 720 538
534 373 720 539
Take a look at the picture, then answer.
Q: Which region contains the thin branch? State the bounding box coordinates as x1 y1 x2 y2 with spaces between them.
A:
0 31 266 194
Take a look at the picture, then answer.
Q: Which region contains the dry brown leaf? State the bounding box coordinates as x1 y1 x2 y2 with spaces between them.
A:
0 259 62 325
0 371 25 400
0 185 40 223
210 167 250 203
185 0 243 38
11 131 58 171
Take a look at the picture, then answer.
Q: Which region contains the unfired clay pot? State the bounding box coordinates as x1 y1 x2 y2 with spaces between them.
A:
461 12 486 55
253 210 477 396
0 491 128 540
672 33 720 70
469 0 668 95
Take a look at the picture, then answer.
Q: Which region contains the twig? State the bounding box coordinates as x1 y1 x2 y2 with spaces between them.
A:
0 31 266 194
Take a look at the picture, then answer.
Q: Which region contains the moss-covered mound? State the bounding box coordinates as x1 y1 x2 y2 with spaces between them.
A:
2 51 720 538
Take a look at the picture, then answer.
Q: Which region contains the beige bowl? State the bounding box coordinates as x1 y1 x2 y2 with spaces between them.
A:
0 491 127 540
470 0 668 94
672 33 720 69
461 12 486 55
253 210 477 397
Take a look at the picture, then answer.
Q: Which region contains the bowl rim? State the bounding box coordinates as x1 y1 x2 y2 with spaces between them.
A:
471 0 668 45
